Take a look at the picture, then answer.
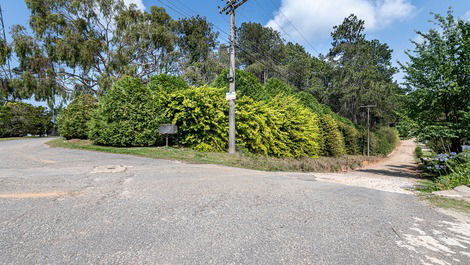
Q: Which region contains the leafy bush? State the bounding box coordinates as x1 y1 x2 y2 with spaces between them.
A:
162 86 228 152
213 69 264 99
0 102 52 137
337 121 361 155
319 114 346 157
415 146 423 159
420 152 470 190
58 94 98 139
237 95 321 157
162 86 321 157
88 76 160 147
147 74 189 94
371 127 400 155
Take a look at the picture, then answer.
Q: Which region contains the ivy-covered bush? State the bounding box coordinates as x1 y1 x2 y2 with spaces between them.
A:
58 94 98 139
0 102 52 137
371 127 400 155
88 76 160 147
318 114 346 157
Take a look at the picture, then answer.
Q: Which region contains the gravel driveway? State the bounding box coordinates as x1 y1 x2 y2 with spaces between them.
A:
0 138 469 265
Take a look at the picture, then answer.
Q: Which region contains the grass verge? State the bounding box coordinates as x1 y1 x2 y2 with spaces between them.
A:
47 138 380 173
0 136 41 141
419 193 470 214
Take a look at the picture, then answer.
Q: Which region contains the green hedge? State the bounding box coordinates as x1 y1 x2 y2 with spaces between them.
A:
0 102 52 137
88 76 160 147
213 69 264 99
162 86 228 152
337 121 361 155
319 114 346 157
162 86 321 157
58 94 98 139
371 127 400 155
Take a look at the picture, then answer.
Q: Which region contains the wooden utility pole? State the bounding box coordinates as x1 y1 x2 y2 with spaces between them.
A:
360 105 376 156
219 0 248 154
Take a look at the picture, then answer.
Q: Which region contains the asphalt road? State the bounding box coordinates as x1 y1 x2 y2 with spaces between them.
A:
1 138 469 265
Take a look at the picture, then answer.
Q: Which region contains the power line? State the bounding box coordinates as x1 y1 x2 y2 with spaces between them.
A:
265 0 321 56
161 0 287 76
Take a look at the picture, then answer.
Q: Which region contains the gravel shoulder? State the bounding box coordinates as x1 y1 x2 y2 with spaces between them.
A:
0 138 469 265
314 139 421 194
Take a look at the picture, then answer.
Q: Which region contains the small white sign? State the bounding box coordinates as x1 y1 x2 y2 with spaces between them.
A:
225 92 236 100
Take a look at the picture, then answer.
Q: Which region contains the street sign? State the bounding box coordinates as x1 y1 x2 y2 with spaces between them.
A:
226 91 236 101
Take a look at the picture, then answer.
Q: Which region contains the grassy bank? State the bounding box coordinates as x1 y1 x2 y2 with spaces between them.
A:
47 138 380 173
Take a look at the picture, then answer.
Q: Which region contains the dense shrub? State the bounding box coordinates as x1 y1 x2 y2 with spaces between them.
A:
337 121 361 155
415 146 423 158
88 76 160 147
147 74 189 93
162 86 228 152
58 94 98 139
371 127 400 155
0 102 52 137
162 87 321 157
213 69 264 99
318 115 346 157
420 151 470 190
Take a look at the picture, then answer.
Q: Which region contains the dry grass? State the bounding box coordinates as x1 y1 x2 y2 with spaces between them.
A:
47 138 381 173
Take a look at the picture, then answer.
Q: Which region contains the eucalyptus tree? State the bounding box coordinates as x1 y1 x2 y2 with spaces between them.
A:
14 0 179 95
177 15 221 86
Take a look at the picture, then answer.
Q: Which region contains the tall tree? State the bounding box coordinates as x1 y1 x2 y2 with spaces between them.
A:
177 15 221 85
401 9 470 151
326 14 400 125
236 22 285 83
15 0 179 95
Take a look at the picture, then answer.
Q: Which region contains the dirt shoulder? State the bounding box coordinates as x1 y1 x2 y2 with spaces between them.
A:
313 139 421 194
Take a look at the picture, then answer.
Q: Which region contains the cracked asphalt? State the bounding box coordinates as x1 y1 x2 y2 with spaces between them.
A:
1 138 469 265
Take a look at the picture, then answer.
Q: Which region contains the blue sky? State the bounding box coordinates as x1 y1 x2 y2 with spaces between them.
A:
1 0 469 85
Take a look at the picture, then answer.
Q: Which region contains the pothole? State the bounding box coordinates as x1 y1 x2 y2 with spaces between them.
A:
91 165 130 173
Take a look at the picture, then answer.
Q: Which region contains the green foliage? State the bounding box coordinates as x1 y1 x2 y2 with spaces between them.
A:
415 146 423 159
57 94 98 139
162 86 321 157
88 76 160 147
419 152 470 191
162 86 228 152
323 14 402 125
319 115 346 157
262 78 293 99
337 121 361 155
237 22 285 82
371 127 400 155
265 95 321 157
212 69 264 99
401 9 469 152
148 74 189 93
0 102 52 137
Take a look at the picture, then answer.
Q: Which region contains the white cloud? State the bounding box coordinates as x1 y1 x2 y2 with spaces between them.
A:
464 10 470 21
267 0 414 43
123 0 145 11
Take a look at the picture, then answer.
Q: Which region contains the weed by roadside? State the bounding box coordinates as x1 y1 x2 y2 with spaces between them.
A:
419 193 470 214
